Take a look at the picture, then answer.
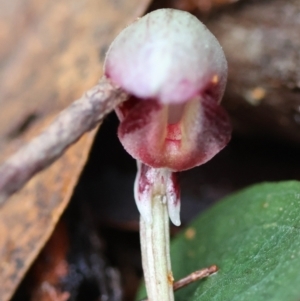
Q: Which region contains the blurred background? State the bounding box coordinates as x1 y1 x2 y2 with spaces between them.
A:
0 0 300 300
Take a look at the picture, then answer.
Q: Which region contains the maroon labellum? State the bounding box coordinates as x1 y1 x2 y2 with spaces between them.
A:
117 94 231 171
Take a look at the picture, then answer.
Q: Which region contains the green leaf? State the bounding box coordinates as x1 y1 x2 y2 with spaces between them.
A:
172 181 300 301
137 181 300 301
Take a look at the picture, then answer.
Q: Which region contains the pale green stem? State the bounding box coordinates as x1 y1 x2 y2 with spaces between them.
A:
140 194 174 301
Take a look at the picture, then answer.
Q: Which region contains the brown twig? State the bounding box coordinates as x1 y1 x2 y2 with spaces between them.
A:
173 265 218 291
0 76 128 205
140 265 218 301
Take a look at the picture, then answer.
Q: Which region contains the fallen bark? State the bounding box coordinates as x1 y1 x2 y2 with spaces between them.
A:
205 0 300 144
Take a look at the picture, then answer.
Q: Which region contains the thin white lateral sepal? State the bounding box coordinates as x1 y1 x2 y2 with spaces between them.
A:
134 161 153 224
167 195 181 226
166 172 181 226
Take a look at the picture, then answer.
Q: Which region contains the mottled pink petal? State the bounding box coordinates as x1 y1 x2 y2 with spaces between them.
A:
104 9 227 105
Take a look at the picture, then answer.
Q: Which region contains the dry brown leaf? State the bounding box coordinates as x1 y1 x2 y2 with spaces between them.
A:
0 128 96 301
0 0 150 299
0 78 128 204
0 0 149 157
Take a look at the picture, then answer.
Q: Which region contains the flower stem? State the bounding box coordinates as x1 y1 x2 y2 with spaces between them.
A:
140 194 174 301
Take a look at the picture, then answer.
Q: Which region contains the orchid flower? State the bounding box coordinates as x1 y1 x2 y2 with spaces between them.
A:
104 9 231 301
